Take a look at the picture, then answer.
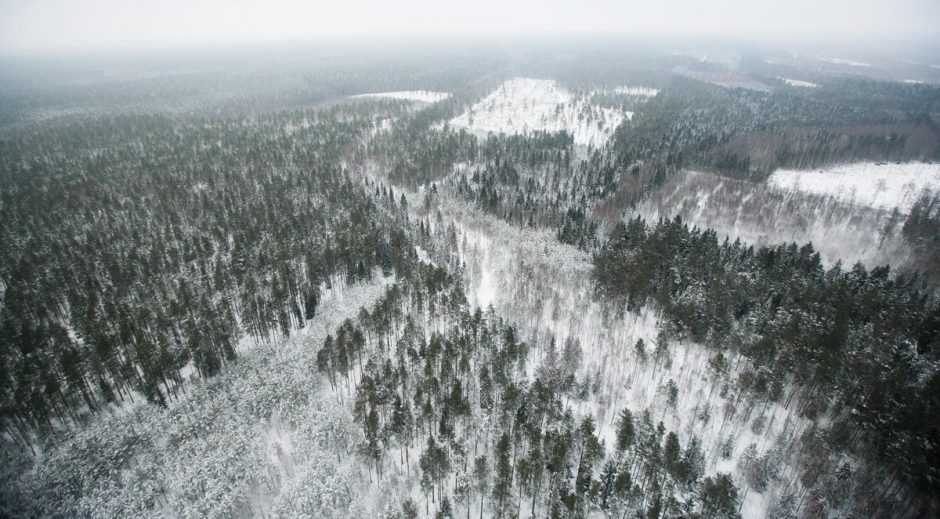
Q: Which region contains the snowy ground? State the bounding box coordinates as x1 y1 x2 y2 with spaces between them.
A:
448 78 629 147
777 77 818 88
818 57 872 68
609 86 660 97
351 91 451 103
4 277 396 518
638 169 913 269
768 161 940 213
420 192 816 518
368 117 395 136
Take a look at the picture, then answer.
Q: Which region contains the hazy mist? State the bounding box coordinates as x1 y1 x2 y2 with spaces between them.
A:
1 0 939 55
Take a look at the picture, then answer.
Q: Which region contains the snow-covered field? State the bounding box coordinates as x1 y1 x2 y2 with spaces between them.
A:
777 77 818 88
638 170 912 269
448 78 629 147
610 86 660 97
818 57 872 68
768 162 940 213
351 90 451 103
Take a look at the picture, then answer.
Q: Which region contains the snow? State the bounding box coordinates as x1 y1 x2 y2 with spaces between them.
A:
768 162 940 213
448 78 629 147
284 117 315 134
740 487 775 519
419 192 814 518
819 57 872 68
8 276 394 518
351 90 451 103
610 86 660 97
468 231 497 308
777 77 818 88
638 169 913 269
369 117 395 136
414 245 435 266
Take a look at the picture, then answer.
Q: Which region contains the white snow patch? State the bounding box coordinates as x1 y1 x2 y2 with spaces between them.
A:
610 86 660 97
777 77 818 88
637 170 914 269
414 245 434 266
449 78 628 147
819 57 872 67
368 117 395 136
351 90 451 103
461 229 497 309
768 162 940 213
740 488 775 519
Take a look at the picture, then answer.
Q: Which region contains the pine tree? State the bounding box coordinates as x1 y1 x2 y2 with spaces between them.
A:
663 432 681 481
616 407 635 457
600 460 617 511
492 433 513 517
436 495 454 519
700 473 740 519
473 455 489 519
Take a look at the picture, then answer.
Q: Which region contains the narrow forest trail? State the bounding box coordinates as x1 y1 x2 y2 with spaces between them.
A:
411 189 818 518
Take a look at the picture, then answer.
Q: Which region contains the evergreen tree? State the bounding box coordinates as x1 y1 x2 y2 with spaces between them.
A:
492 433 513 517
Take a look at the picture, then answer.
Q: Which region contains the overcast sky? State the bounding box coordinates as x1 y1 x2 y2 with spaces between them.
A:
1 0 939 54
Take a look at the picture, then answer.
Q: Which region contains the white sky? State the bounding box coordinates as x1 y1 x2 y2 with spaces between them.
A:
0 0 938 54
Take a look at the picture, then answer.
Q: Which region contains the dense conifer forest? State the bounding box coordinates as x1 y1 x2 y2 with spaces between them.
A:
1 43 939 518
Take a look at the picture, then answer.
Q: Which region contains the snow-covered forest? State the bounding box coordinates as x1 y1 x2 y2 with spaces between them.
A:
1 43 939 519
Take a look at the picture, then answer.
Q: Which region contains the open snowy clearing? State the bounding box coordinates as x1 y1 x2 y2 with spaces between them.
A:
777 77 818 88
818 57 872 67
448 78 629 147
639 170 913 268
609 86 660 97
350 90 451 103
768 162 940 213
